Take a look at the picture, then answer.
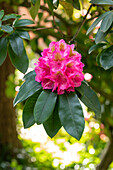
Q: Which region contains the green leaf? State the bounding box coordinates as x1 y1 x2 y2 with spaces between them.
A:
0 10 4 19
59 92 85 140
23 91 41 128
76 82 101 117
46 0 54 14
2 14 21 21
66 0 80 10
59 0 73 18
90 0 113 5
8 44 29 74
34 90 57 124
16 30 30 40
13 19 34 27
0 20 2 27
31 0 38 5
86 11 111 35
43 101 62 138
0 37 8 65
0 31 3 37
1 25 13 33
100 12 113 32
23 70 36 81
100 45 113 70
30 0 40 20
88 43 107 54
95 29 108 44
13 79 42 106
9 32 24 56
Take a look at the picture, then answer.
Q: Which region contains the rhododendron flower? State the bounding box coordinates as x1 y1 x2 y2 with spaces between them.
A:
34 39 84 95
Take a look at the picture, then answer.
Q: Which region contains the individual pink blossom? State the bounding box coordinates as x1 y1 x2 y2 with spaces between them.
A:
34 39 84 95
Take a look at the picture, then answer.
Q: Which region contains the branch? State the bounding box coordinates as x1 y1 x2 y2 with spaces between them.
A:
69 4 93 44
96 137 113 170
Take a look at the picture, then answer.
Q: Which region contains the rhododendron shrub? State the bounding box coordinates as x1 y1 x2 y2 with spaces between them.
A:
34 39 84 95
14 40 101 141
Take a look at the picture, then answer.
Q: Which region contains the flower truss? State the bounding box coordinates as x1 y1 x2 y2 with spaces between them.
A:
14 39 101 141
34 39 84 95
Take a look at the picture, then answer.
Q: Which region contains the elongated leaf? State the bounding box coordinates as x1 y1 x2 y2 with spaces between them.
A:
86 11 111 35
23 70 36 81
59 0 73 18
23 91 42 128
1 25 13 33
43 101 62 138
46 0 54 14
0 21 2 27
34 90 57 124
59 92 85 140
16 30 30 40
90 0 113 5
2 14 21 21
0 37 8 65
88 43 107 54
13 79 42 106
76 82 101 117
0 31 3 37
95 29 107 44
13 19 34 27
0 10 4 19
100 46 113 70
8 44 28 74
100 12 113 32
9 32 24 56
30 0 40 20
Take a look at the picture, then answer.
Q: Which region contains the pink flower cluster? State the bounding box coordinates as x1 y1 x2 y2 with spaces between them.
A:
34 39 84 95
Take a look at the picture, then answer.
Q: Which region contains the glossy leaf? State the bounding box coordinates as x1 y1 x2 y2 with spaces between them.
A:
43 101 62 138
13 79 42 106
76 82 101 117
0 37 8 65
1 25 13 33
23 91 41 128
8 44 29 74
95 29 107 44
88 43 107 54
9 32 24 56
30 0 40 20
13 19 34 27
34 90 57 124
86 11 111 35
16 30 30 40
0 10 4 19
2 14 21 21
59 92 85 140
90 0 113 5
100 12 113 32
23 70 36 81
100 46 113 70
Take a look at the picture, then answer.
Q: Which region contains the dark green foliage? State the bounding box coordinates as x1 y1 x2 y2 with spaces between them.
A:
59 92 85 140
0 37 8 65
13 19 34 27
34 90 57 124
43 101 62 138
100 46 113 70
76 81 101 118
